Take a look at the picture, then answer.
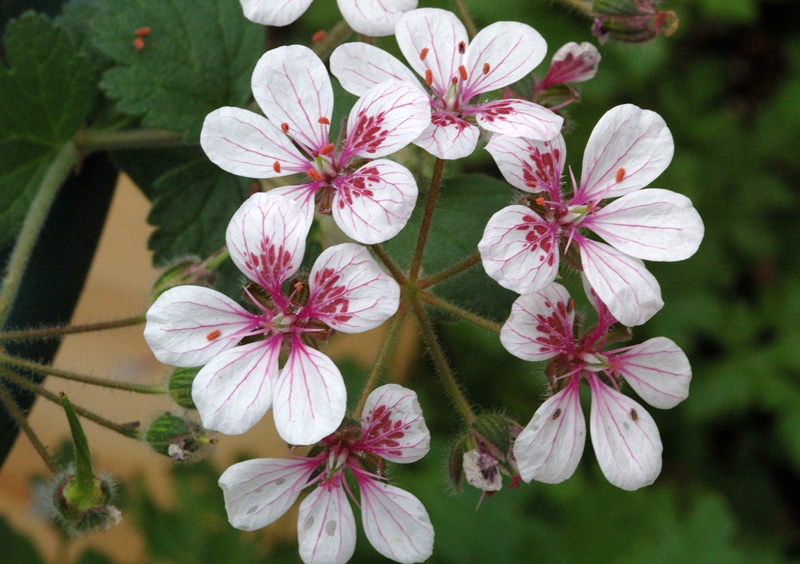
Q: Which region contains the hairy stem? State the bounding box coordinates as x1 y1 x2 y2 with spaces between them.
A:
451 0 479 38
418 253 481 289
75 128 189 154
0 352 165 394
410 300 475 424
0 366 141 439
0 314 146 343
420 292 501 334
352 305 410 419
0 381 57 473
409 158 445 280
370 244 407 285
0 142 80 327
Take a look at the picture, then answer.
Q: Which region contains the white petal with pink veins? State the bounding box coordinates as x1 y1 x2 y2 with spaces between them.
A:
268 184 318 232
144 286 254 367
357 477 434 564
219 457 318 531
226 192 307 296
473 99 563 141
414 112 479 160
500 283 575 362
332 160 418 244
342 80 430 160
358 384 430 464
478 205 560 295
252 45 333 154
192 337 282 435
337 0 417 37
589 377 662 490
330 43 421 97
584 188 704 262
462 21 547 98
612 337 691 409
201 107 310 178
539 42 601 89
395 8 467 98
305 243 400 332
298 483 357 564
576 104 673 203
514 380 585 484
240 0 313 26
273 342 347 445
578 237 663 327
485 134 566 194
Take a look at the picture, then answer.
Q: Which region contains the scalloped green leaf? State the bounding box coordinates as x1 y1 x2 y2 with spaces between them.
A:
92 0 264 139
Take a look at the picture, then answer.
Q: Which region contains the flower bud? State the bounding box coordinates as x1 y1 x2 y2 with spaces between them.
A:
145 413 212 461
168 367 199 409
152 257 216 298
51 469 121 535
591 0 678 43
535 42 601 106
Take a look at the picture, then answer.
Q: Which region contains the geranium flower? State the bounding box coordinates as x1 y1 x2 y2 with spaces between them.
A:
239 0 417 37
201 45 430 244
330 8 563 160
144 193 400 445
504 282 692 490
218 384 434 564
479 104 704 326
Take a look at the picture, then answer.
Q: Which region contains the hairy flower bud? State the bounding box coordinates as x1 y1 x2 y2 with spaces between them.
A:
151 256 216 298
145 413 212 461
51 469 121 535
591 0 678 43
168 367 199 409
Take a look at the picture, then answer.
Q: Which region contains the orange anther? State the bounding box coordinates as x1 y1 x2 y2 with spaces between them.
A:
281 122 290 133
320 143 335 156
133 37 145 50
458 41 466 54
536 197 545 206
425 69 433 86
483 62 490 75
615 167 625 182
318 116 330 125
311 30 327 43
419 48 429 61
294 281 304 291
458 65 467 81
273 161 281 173
206 330 222 341
308 169 323 181
569 298 575 311
134 26 151 37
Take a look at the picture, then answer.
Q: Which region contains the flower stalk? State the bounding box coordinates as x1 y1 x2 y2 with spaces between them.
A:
0 381 57 472
0 314 146 343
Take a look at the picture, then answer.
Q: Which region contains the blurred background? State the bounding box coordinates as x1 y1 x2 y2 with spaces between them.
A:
2 0 800 562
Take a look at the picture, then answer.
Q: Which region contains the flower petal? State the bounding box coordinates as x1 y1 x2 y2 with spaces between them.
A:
219 457 319 531
473 99 563 141
500 283 575 362
514 380 585 484
357 477 434 564
478 205 560 295
332 160 418 244
337 0 417 37
578 237 663 327
252 45 333 153
583 188 704 262
144 286 254 367
357 384 430 463
485 134 566 195
273 342 347 445
239 0 313 26
414 112 479 160
192 337 281 435
611 337 691 409
576 104 673 203
342 80 430 160
200 107 310 178
395 8 467 98
462 21 547 97
226 192 307 295
268 183 318 233
538 42 601 89
588 377 662 490
297 482 357 564
330 42 421 98
304 243 400 333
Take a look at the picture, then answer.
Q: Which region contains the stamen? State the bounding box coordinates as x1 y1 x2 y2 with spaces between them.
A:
425 69 433 86
206 330 222 341
311 30 327 43
294 281 304 292
281 122 290 134
535 197 546 206
308 169 323 181
451 76 458 85
133 37 145 50
458 41 466 54
458 65 467 81
630 408 639 421
419 48 429 61
320 143 335 156
134 26 151 37
272 161 281 173
569 298 575 311
483 62 490 75
318 116 330 125
616 167 625 182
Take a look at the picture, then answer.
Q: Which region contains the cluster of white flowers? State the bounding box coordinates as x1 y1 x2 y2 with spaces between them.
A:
142 3 704 563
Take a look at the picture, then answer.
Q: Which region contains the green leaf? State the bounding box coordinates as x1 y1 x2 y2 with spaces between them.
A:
0 12 95 246
92 0 264 139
